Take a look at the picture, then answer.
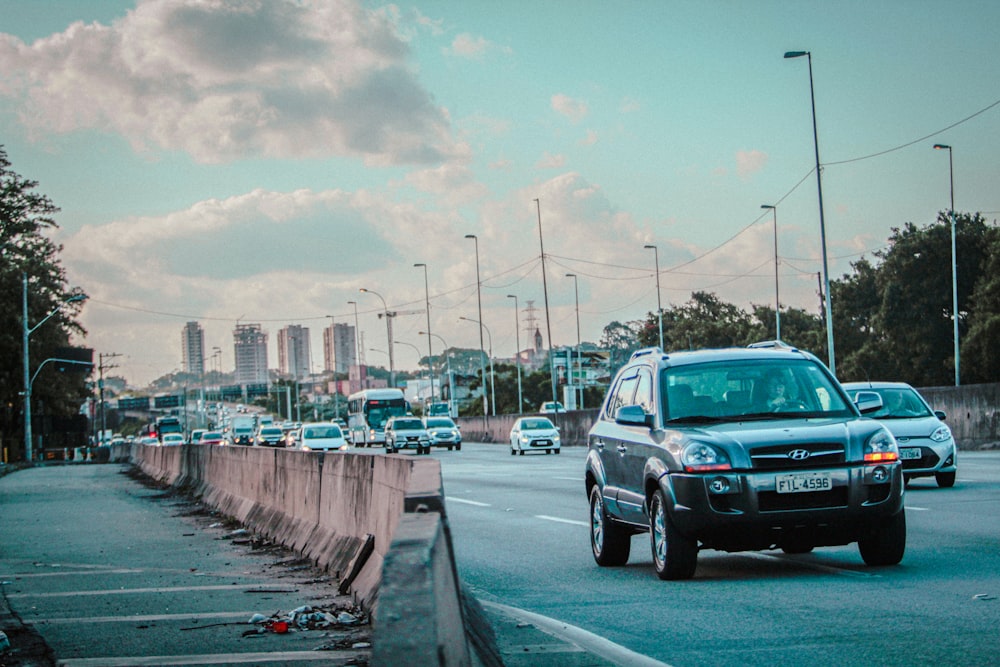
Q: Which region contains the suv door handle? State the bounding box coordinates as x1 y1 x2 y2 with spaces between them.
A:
594 439 605 450
616 445 627 454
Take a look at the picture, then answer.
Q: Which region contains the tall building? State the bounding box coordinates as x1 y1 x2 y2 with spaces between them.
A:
233 323 269 385
323 322 357 374
181 321 205 375
278 325 311 379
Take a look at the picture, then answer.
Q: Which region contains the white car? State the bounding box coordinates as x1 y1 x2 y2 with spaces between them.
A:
842 381 957 487
297 423 350 452
509 417 561 455
423 417 462 451
161 433 185 446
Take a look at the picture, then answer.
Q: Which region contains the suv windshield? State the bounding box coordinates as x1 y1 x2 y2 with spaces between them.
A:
662 358 852 421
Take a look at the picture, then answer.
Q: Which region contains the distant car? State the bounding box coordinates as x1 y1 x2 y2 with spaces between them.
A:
424 417 462 451
255 426 286 447
189 429 206 444
161 433 185 446
539 401 565 414
509 417 561 455
138 436 159 446
842 381 957 487
384 416 432 455
200 431 225 446
297 423 350 452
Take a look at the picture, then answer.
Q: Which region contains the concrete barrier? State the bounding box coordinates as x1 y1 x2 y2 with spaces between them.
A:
129 444 491 664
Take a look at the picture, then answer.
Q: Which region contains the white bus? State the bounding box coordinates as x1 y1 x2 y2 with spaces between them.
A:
347 388 408 447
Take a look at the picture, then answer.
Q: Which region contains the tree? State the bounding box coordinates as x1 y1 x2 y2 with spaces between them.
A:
960 226 1000 382
653 292 756 350
1 146 89 459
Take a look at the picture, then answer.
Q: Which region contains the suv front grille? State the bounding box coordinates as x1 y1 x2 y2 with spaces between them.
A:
750 442 845 471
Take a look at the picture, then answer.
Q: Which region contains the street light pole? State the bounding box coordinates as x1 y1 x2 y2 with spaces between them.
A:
761 205 781 340
565 274 583 409
534 199 558 408
360 288 394 388
934 143 960 386
464 235 488 425
414 263 435 400
785 50 835 375
643 244 664 349
420 331 454 417
22 272 87 462
507 294 523 414
460 317 494 417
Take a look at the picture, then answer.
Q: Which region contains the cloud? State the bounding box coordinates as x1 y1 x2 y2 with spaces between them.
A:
580 130 598 146
448 33 490 58
735 149 768 179
0 0 459 165
535 152 566 169
551 93 588 123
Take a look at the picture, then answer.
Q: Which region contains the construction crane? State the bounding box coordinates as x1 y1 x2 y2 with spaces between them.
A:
377 309 425 380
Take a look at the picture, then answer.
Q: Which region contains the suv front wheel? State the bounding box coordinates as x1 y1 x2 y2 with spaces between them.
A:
650 489 698 580
589 486 631 566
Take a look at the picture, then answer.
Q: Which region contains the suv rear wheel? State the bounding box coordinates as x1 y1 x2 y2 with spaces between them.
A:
650 489 698 580
589 486 631 566
858 510 906 566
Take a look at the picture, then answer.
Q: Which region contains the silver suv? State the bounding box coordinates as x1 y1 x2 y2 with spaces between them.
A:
384 416 432 455
586 343 906 580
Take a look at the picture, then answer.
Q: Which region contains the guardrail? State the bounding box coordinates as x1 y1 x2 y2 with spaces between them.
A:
129 443 495 664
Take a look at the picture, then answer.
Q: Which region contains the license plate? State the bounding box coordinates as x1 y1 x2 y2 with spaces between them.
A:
900 448 922 460
776 472 832 494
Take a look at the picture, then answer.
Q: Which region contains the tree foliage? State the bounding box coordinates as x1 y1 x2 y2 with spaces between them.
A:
1 146 89 459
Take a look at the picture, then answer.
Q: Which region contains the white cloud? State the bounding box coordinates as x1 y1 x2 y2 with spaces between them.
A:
735 149 768 179
551 93 588 123
448 33 490 58
580 129 598 146
535 152 566 169
0 0 459 165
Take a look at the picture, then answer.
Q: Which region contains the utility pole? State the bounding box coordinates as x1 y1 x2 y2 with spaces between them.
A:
98 353 122 444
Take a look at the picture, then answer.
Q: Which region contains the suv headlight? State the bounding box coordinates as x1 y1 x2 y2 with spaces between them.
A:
930 425 952 443
864 428 899 463
682 442 732 472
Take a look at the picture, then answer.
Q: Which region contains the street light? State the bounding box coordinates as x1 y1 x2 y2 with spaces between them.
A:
464 234 488 424
347 300 362 387
535 199 558 408
414 263 435 399
460 316 495 417
934 143 960 386
22 272 87 462
507 294 523 414
785 49 835 375
360 288 394 388
565 273 583 409
420 331 454 417
394 339 430 402
761 205 781 340
643 244 664 349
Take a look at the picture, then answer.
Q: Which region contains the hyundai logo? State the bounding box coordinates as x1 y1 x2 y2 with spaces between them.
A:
788 449 811 461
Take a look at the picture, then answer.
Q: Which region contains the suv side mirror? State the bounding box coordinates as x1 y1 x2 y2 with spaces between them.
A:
853 391 883 414
616 404 654 428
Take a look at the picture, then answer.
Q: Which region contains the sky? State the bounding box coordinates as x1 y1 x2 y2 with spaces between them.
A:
2 0 998 386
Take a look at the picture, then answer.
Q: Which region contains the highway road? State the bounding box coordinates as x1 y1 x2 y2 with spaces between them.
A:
438 444 1000 666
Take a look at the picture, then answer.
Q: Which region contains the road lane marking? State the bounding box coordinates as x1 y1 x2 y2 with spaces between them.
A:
446 496 491 507
481 600 672 667
553 476 581 481
742 552 878 577
907 506 930 511
5 584 297 599
535 515 589 527
34 611 254 624
60 650 369 666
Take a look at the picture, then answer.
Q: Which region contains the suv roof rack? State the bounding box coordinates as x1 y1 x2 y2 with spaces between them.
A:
747 339 798 351
629 347 665 361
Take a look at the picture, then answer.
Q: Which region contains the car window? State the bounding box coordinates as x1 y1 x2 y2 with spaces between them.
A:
522 418 554 430
662 359 852 420
867 388 932 419
605 369 640 420
303 426 342 439
634 369 654 414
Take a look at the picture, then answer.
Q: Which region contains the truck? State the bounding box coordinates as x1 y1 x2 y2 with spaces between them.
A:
228 414 256 446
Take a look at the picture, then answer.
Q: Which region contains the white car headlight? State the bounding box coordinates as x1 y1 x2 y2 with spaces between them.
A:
930 425 952 443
